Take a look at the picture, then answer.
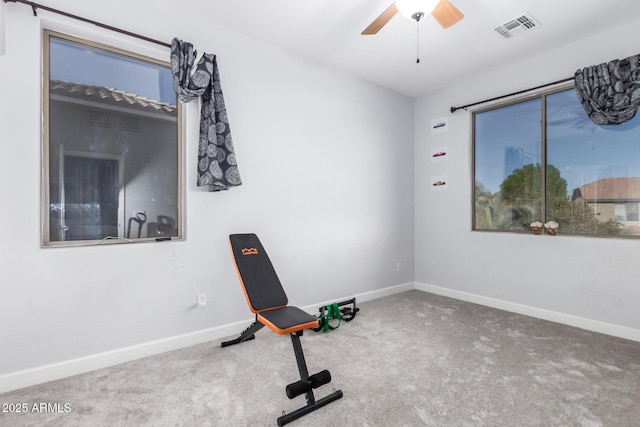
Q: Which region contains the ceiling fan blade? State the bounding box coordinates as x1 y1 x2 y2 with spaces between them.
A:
361 3 398 35
431 0 464 28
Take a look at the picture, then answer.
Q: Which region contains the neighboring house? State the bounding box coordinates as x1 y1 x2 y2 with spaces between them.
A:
48 80 179 241
572 177 640 225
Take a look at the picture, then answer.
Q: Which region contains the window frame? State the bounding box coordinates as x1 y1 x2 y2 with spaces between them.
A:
42 29 184 247
472 88 558 234
471 82 640 238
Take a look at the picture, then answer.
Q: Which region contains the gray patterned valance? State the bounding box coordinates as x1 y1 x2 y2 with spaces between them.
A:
171 38 242 191
575 54 640 125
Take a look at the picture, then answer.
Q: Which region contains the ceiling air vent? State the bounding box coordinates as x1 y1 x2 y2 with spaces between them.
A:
495 13 540 39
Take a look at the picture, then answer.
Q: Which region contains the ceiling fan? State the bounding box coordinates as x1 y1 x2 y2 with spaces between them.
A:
362 0 464 35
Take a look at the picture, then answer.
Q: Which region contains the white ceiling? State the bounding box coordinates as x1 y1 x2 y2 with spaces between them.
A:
191 0 640 98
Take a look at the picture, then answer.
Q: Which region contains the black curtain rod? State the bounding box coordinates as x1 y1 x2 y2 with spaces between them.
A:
4 0 171 48
450 76 575 113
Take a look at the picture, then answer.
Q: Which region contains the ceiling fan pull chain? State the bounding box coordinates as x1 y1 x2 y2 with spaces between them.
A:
416 19 421 64
412 11 424 64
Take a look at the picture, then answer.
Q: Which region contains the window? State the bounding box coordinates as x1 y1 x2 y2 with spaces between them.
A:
473 86 640 237
43 30 182 246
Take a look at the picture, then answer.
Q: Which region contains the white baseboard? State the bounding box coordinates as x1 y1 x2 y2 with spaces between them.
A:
301 281 415 313
414 282 640 343
0 282 414 394
0 320 248 394
8 280 634 394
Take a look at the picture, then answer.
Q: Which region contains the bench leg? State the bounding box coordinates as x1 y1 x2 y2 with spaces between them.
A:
220 320 264 348
277 331 343 426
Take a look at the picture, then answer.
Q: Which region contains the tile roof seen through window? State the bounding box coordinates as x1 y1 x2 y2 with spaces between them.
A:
49 80 176 115
574 177 640 202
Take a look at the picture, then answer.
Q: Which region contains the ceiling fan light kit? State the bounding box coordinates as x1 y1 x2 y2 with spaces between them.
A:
395 0 439 21
361 0 463 35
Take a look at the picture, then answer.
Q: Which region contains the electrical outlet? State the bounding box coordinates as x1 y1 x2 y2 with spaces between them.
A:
197 293 207 308
396 262 402 272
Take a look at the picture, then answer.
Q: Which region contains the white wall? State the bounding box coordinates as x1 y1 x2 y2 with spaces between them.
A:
415 21 640 336
0 0 415 388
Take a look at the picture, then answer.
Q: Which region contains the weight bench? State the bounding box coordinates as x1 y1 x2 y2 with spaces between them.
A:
221 233 343 426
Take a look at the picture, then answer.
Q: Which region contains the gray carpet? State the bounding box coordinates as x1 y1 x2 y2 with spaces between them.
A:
2 290 640 426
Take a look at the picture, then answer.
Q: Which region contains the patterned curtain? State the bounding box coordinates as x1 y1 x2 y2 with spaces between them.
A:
574 54 640 125
170 38 242 191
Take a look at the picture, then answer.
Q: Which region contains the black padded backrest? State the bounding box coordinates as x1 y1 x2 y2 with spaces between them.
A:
229 233 289 313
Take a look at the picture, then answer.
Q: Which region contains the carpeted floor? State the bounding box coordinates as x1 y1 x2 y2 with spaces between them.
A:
1 290 639 426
